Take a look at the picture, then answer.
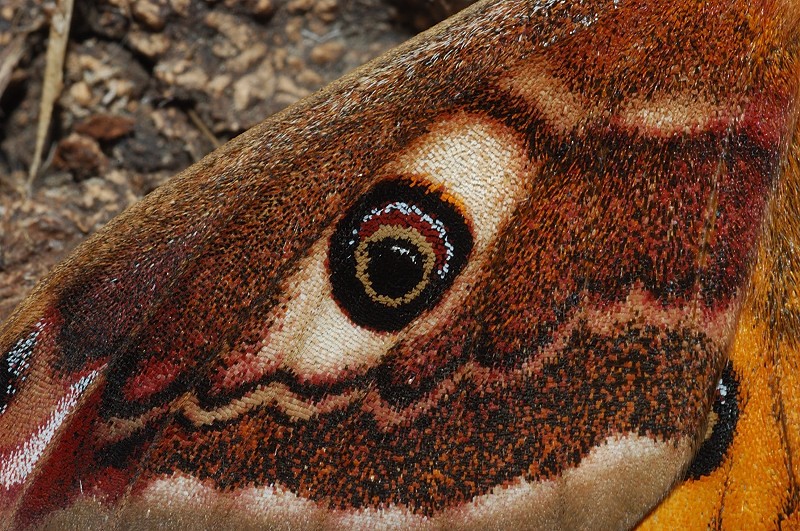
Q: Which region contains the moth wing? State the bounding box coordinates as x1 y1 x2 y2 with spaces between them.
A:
0 1 799 529
640 122 800 529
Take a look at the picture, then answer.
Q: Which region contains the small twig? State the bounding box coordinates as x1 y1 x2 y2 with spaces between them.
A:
187 108 221 150
0 34 25 103
27 0 75 192
300 27 342 44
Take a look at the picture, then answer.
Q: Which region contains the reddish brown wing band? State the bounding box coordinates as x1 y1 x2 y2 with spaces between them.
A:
1 0 798 529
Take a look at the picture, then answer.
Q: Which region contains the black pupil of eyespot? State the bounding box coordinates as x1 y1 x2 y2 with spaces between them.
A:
366 237 426 299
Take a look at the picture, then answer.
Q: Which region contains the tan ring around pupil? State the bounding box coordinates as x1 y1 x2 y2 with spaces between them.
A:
354 225 437 308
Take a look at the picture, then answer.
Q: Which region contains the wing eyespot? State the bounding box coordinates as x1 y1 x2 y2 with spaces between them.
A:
328 177 473 332
686 363 740 479
0 329 38 416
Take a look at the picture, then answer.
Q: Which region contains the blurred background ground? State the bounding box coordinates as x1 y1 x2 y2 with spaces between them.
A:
0 0 473 321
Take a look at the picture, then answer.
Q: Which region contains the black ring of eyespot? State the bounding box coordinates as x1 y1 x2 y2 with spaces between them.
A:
328 177 473 332
686 363 739 479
